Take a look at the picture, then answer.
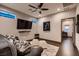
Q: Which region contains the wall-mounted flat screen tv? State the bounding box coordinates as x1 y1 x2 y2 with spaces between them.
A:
77 15 79 33
17 19 32 29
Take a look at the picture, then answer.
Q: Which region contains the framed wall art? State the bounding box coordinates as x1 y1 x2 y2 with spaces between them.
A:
43 21 50 31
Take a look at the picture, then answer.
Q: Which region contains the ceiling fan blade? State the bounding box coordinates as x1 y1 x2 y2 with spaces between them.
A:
32 9 37 12
29 5 37 9
38 3 43 8
41 8 49 10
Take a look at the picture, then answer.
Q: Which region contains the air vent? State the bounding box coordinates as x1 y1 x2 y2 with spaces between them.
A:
63 3 73 7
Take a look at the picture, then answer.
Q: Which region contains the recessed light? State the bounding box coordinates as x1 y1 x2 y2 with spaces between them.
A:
39 15 41 16
57 8 61 11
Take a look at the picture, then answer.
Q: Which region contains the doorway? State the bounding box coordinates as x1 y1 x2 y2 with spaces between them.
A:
61 17 76 44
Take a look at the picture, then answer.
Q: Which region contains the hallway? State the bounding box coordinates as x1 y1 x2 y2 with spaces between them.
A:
56 38 79 56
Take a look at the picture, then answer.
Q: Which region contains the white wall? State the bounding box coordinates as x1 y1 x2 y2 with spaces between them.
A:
0 5 37 40
76 4 79 50
38 9 76 42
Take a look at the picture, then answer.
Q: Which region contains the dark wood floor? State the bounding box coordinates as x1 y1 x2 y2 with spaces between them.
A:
34 37 79 56
56 38 79 56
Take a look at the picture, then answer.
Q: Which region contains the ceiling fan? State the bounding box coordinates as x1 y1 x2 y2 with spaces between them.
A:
28 3 49 14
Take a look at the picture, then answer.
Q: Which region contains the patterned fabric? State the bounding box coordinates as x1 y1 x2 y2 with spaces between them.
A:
0 34 17 56
4 34 31 53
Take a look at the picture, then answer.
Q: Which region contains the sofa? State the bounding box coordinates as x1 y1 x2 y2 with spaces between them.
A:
0 34 43 56
0 34 17 56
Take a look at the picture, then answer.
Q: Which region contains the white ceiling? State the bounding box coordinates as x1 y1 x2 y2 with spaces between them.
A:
0 3 77 18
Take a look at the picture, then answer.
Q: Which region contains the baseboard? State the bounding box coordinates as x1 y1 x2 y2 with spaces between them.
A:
38 38 61 47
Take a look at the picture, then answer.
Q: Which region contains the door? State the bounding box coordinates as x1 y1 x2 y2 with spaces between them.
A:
61 18 75 44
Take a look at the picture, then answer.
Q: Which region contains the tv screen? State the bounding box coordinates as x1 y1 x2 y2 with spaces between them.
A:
77 15 79 33
17 19 32 29
25 20 32 29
